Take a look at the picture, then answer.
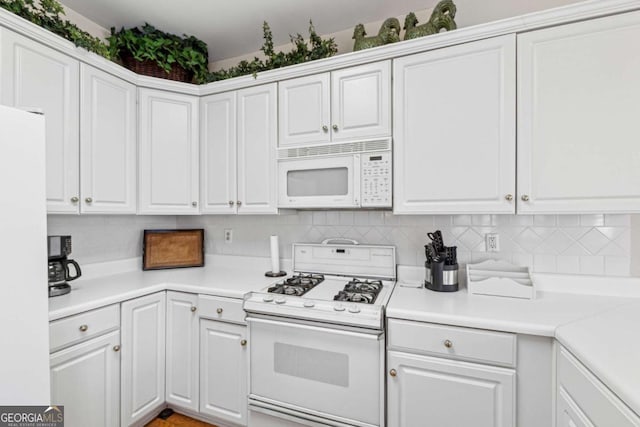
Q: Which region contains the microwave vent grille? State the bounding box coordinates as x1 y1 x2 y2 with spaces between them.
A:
279 138 391 159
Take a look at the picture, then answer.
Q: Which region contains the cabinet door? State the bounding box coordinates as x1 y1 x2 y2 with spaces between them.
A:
121 292 166 427
557 388 595 427
200 92 237 214
165 291 199 412
200 319 248 426
50 330 120 427
518 11 640 213
0 29 80 213
331 61 391 142
278 73 330 147
139 88 199 214
237 83 278 214
80 64 136 214
393 35 516 214
387 351 515 427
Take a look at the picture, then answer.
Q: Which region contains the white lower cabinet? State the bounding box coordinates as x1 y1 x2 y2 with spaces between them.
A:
121 292 166 426
556 345 640 427
200 319 248 426
50 330 121 427
166 291 199 412
387 351 515 427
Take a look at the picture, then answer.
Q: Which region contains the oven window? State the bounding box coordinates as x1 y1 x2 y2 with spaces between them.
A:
274 343 349 387
287 167 349 197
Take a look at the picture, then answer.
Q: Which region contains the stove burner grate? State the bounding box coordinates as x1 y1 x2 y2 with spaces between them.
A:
333 278 383 304
268 273 324 297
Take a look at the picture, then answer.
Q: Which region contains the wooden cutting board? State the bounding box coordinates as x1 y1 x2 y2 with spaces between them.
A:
143 229 204 270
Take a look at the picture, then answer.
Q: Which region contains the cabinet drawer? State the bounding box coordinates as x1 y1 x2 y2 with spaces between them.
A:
198 295 245 324
50 304 120 352
387 319 516 367
557 346 640 427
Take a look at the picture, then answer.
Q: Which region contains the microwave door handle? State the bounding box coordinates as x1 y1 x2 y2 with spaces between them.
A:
321 238 359 245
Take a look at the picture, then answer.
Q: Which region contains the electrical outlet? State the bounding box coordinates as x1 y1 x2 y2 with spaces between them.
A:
224 229 233 244
485 233 500 252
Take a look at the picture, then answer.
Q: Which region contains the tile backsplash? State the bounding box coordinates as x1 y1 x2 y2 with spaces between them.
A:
48 212 632 276
178 212 632 276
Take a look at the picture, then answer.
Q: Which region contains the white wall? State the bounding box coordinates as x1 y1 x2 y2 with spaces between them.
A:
176 213 632 276
632 215 640 276
47 215 177 265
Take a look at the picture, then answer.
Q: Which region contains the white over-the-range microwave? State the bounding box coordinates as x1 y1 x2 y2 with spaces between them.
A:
277 139 392 209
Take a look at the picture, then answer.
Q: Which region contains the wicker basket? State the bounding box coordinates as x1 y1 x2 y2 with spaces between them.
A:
121 53 193 83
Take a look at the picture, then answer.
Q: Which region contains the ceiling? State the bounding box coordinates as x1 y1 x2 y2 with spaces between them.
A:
59 0 440 61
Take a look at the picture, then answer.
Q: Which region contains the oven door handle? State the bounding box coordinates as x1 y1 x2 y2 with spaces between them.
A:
246 315 383 339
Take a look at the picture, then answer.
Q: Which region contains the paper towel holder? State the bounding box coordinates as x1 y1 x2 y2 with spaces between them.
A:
265 270 287 277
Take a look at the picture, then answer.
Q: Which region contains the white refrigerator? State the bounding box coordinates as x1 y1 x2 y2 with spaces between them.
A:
0 105 50 404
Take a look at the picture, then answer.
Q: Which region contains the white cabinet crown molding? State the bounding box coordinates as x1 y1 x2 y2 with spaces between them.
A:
3 0 640 97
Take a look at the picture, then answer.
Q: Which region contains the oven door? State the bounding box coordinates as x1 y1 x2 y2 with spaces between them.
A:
247 316 383 427
278 155 360 208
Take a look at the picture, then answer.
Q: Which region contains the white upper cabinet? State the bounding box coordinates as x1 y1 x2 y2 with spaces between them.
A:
0 28 80 213
201 84 277 215
279 73 330 147
237 83 278 214
278 61 391 147
139 88 199 214
331 61 391 142
80 64 137 214
393 35 516 214
200 91 238 214
518 11 640 213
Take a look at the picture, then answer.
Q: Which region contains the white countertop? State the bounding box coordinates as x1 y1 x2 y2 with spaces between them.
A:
556 301 640 418
386 282 633 336
48 255 289 321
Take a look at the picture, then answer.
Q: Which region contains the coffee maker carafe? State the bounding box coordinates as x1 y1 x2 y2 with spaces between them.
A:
48 235 81 297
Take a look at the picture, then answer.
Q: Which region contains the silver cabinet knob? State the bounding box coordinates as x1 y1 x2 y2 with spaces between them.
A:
85 197 93 203
444 340 453 349
70 197 79 203
192 201 198 207
240 339 247 346
505 194 513 201
216 308 223 314
332 124 338 131
79 324 88 332
228 200 235 206
389 369 397 377
237 201 242 207
190 306 197 312
113 345 120 352
322 125 328 132
521 195 530 202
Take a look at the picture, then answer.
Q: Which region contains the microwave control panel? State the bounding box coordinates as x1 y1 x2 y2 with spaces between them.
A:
361 152 392 207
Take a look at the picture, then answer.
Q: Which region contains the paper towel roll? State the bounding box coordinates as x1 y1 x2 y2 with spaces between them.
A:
270 235 280 273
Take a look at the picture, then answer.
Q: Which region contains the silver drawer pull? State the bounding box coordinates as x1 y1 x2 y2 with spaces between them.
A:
79 324 88 332
191 306 197 312
113 345 120 352
240 339 247 346
216 308 223 314
444 340 453 349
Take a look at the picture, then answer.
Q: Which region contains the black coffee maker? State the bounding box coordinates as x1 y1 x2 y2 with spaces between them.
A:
48 235 81 297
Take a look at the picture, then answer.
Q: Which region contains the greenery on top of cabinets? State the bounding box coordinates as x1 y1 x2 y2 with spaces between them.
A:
206 21 338 82
0 0 111 58
108 23 210 84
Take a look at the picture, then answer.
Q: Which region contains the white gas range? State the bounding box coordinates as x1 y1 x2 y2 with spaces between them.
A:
244 242 396 427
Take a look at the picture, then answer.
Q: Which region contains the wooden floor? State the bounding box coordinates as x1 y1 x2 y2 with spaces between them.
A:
145 412 218 427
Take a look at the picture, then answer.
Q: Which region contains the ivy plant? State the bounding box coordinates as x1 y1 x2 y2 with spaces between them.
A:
0 0 111 58
207 20 338 82
108 23 209 83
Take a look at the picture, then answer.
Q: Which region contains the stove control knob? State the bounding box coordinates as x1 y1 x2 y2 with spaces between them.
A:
275 297 286 304
334 303 345 312
348 305 361 313
303 300 315 308
262 295 274 302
